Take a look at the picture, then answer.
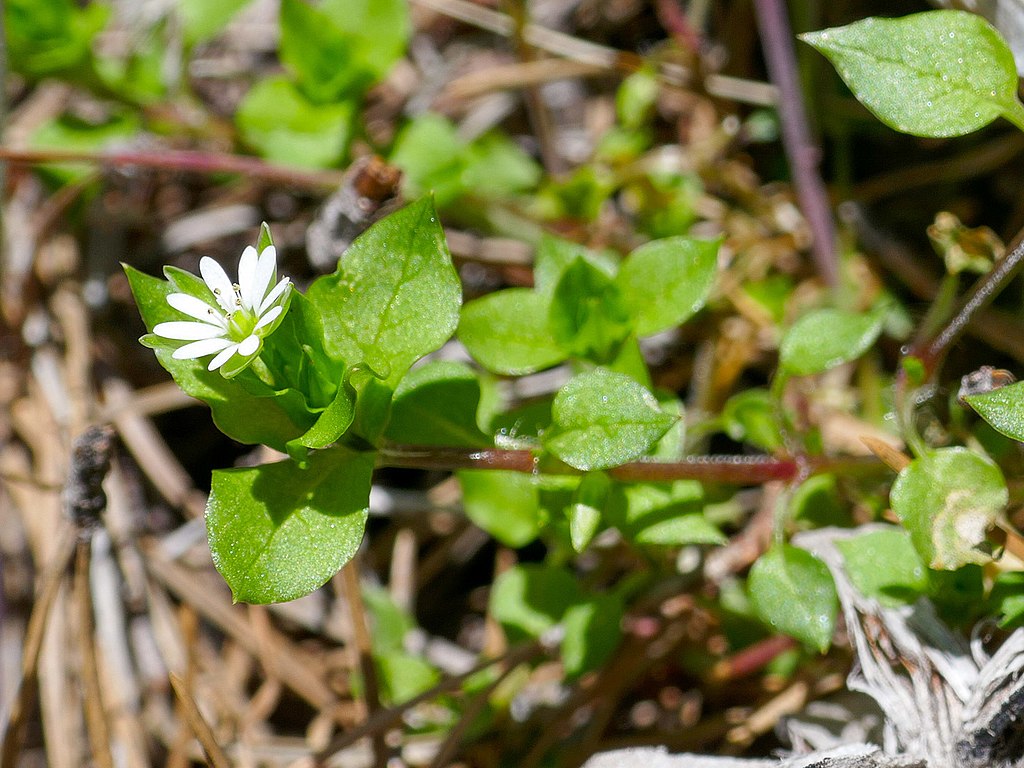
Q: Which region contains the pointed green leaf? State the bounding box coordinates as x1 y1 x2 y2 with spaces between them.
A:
802 11 1024 137
568 472 610 552
306 198 461 387
749 544 838 653
965 381 1024 442
548 257 632 360
207 449 373 604
544 369 676 471
616 236 720 336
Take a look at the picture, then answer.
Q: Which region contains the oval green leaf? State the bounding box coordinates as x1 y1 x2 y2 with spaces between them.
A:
836 528 928 606
801 11 1024 138
458 288 566 375
207 449 373 604
890 447 1007 570
458 470 542 547
543 368 677 471
489 564 584 643
779 307 886 376
748 544 838 653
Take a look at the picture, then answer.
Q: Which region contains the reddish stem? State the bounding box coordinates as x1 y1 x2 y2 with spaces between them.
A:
378 446 883 485
753 0 839 288
0 146 342 190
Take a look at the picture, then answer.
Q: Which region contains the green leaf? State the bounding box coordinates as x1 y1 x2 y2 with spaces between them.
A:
533 235 617 298
236 76 354 169
801 11 1024 137
568 472 610 552
489 564 583 643
180 0 251 45
779 306 887 376
965 381 1024 442
461 133 543 199
385 361 491 447
206 449 373 604
306 198 461 387
31 112 142 184
616 237 720 336
459 289 566 375
722 388 783 451
321 0 409 85
94 26 167 105
608 481 725 546
280 0 368 102
376 653 440 704
836 528 928 606
6 0 107 80
362 584 415 655
390 114 465 207
544 369 676 471
748 544 838 653
458 470 542 547
890 447 1007 569
548 258 632 360
562 594 623 678
990 572 1024 629
287 382 356 454
616 69 659 130
125 265 314 452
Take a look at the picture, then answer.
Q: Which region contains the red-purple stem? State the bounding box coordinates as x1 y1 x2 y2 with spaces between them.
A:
378 446 882 485
0 146 343 190
754 0 839 288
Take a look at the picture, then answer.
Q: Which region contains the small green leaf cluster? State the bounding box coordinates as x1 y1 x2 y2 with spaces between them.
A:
237 0 408 167
390 114 542 212
460 234 720 377
534 70 702 237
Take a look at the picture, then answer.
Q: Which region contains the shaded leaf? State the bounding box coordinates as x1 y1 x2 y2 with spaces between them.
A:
207 449 373 604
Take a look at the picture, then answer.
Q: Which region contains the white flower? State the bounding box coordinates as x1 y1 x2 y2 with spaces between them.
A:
153 245 292 374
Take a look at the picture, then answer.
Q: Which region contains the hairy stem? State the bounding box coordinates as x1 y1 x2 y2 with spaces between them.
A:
377 445 884 484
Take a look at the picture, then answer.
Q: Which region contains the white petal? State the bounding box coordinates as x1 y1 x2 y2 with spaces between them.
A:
237 334 260 356
166 293 225 326
237 246 259 311
252 246 277 308
254 304 283 331
171 337 233 359
208 344 239 371
153 320 226 341
258 278 291 315
200 257 235 313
